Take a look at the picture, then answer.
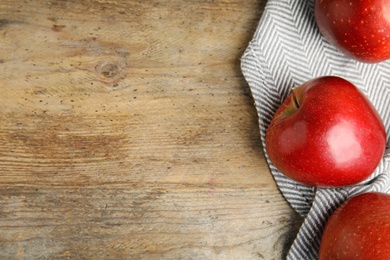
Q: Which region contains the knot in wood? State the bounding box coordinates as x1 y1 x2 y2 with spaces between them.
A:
95 60 123 84
101 63 119 78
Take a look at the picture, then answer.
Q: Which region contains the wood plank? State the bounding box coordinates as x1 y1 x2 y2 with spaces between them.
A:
0 0 302 259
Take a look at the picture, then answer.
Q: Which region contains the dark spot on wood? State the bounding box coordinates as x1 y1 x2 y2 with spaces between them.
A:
0 19 20 29
52 24 66 32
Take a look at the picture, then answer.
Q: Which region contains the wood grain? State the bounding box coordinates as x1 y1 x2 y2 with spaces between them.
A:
0 0 302 259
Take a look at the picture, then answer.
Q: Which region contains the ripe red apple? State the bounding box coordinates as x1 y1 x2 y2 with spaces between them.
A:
319 192 390 259
265 76 386 187
315 0 390 63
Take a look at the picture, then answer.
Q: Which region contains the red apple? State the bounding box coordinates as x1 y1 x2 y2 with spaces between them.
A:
315 0 390 63
319 192 390 259
265 76 386 187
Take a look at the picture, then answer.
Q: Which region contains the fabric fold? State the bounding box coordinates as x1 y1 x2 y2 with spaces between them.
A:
241 0 390 259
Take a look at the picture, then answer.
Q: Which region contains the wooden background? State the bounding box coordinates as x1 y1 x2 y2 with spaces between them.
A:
0 0 303 259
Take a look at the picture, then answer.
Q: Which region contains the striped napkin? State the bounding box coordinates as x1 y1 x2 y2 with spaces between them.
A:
241 0 390 259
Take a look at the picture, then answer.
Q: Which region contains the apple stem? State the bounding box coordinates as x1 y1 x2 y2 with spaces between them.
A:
291 88 300 108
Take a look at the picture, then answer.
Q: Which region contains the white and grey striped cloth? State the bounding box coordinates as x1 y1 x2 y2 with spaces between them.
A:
241 0 390 259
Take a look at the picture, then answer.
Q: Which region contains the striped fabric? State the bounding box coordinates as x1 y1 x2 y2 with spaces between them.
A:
240 0 390 259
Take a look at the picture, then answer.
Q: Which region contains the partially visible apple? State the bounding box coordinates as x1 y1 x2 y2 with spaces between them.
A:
319 192 390 259
315 0 390 63
265 76 386 187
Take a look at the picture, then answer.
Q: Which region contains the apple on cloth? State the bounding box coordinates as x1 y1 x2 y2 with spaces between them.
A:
319 192 390 259
265 76 386 188
315 0 390 63
241 0 390 259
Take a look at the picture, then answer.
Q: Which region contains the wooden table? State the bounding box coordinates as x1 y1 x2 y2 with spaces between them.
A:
0 1 303 259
